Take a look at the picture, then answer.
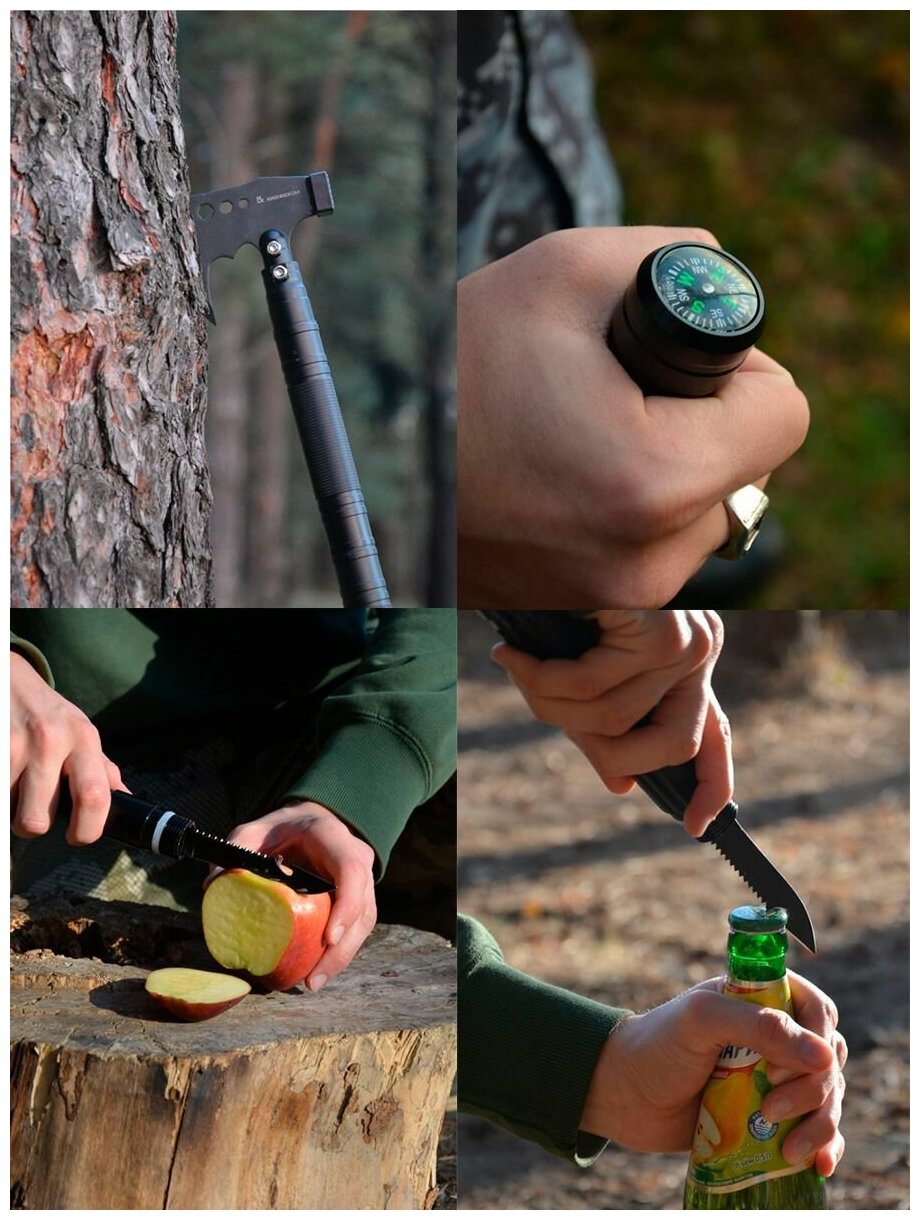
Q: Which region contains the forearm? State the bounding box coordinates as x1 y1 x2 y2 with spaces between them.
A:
457 914 631 1164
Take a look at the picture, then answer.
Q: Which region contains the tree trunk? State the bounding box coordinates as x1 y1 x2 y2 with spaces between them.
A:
10 11 211 607
10 895 456 1210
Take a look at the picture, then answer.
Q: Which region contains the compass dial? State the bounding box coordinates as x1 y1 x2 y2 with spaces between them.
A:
608 241 766 397
654 245 762 334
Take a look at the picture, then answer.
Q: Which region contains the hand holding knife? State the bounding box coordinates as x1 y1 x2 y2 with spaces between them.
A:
481 610 816 953
104 791 336 894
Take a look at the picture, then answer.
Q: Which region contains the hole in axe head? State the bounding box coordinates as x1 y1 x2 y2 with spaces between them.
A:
219 200 233 214
197 202 214 220
237 197 249 209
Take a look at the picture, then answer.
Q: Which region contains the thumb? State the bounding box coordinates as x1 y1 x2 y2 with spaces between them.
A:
204 817 291 886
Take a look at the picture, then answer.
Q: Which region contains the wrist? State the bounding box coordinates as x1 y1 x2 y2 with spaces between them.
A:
579 1016 635 1142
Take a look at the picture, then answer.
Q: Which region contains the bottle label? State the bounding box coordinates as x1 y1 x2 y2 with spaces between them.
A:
686 975 804 1195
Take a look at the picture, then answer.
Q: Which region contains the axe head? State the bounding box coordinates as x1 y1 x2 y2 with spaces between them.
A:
191 172 334 323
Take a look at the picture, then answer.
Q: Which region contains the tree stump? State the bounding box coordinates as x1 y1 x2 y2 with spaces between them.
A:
10 895 456 1209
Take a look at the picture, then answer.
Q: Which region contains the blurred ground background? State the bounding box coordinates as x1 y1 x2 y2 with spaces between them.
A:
457 611 908 1209
576 11 908 608
178 13 454 607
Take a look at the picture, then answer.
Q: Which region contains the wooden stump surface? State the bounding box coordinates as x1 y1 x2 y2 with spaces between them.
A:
11 895 456 1210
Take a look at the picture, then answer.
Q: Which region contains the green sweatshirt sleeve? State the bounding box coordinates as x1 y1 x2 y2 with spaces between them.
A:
458 914 631 1165
283 609 457 876
10 633 55 686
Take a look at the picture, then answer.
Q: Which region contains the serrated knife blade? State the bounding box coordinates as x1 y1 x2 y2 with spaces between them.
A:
103 791 336 894
480 610 816 953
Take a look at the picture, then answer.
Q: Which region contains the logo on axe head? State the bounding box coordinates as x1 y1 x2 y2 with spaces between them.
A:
191 172 334 323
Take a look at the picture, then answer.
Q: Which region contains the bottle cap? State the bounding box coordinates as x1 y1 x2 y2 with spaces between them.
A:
728 904 788 934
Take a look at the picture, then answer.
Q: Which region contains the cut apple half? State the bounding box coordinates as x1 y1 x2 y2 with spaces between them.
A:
202 869 331 992
145 967 250 1021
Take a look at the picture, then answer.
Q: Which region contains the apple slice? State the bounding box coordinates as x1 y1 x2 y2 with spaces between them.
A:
202 869 331 992
145 967 250 1021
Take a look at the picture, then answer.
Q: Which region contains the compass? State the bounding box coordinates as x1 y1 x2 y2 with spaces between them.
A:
609 242 765 397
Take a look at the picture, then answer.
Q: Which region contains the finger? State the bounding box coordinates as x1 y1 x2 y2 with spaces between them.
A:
682 695 734 836
692 992 835 1077
63 747 116 845
515 665 707 738
307 885 376 989
605 500 756 608
761 1062 840 1124
491 641 665 703
13 753 64 839
780 1087 845 1167
786 971 842 1045
645 363 809 506
568 710 706 782
561 225 722 317
813 1130 846 1178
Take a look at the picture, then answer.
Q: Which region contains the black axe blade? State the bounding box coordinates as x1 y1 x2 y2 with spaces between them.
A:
190 172 334 322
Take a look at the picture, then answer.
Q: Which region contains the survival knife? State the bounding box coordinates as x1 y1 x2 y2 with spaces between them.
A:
104 791 336 894
480 610 816 953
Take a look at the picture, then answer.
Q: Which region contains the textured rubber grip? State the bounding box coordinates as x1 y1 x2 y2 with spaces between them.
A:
262 238 390 608
481 609 711 824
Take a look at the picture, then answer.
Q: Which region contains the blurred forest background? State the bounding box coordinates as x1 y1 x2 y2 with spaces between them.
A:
457 610 908 1209
178 12 455 607
575 11 908 608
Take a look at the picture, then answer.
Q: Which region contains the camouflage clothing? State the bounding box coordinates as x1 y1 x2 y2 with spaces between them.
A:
458 11 622 276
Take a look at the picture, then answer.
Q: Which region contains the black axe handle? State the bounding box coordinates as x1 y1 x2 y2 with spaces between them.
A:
261 229 390 608
480 610 704 826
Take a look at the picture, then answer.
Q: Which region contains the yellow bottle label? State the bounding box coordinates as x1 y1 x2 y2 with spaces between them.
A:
686 975 804 1196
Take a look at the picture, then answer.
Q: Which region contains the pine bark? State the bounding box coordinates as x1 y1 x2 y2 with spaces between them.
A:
10 11 211 607
11 896 456 1209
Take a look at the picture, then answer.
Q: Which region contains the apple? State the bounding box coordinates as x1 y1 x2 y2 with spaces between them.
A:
201 869 331 992
145 967 250 1021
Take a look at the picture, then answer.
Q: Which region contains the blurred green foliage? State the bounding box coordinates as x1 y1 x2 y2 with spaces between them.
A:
576 10 908 607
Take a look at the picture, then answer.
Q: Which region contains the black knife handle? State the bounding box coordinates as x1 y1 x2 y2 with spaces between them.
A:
481 610 738 839
480 611 602 659
104 791 195 858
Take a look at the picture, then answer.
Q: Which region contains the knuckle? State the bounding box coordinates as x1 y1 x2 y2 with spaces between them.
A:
74 779 111 811
833 1030 848 1069
683 988 719 1027
755 1005 791 1047
26 714 62 756
615 474 675 542
822 994 839 1029
660 725 703 766
72 718 101 748
715 708 732 746
705 611 725 655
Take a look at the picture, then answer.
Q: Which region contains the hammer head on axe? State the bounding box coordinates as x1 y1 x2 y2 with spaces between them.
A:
190 172 334 323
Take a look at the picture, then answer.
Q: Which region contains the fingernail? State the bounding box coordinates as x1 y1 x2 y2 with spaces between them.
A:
329 924 345 946
787 1137 813 1164
309 973 327 992
765 1097 792 1120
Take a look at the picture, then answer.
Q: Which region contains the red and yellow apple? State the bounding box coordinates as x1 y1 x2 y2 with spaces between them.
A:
145 967 250 1021
201 868 331 991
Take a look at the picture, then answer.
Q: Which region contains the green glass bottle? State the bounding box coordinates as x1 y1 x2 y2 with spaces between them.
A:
683 905 827 1209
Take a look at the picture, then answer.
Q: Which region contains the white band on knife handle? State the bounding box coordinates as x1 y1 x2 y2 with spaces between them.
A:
150 810 177 855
